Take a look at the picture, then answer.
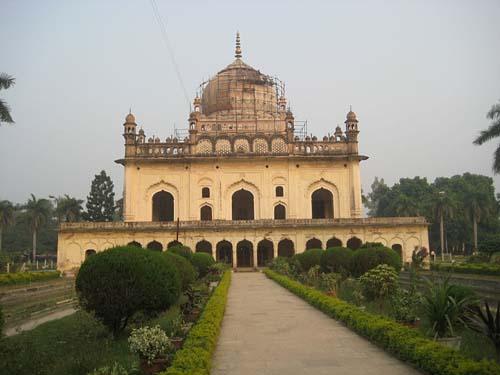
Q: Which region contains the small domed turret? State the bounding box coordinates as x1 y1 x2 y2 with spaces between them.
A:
125 113 136 124
346 110 357 122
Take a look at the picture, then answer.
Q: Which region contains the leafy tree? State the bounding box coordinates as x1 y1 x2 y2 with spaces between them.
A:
24 194 52 261
473 100 500 173
51 194 84 223
0 73 15 125
84 170 115 222
0 200 15 252
364 173 499 254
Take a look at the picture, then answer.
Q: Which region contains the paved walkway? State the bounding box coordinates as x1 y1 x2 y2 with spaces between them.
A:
212 272 421 375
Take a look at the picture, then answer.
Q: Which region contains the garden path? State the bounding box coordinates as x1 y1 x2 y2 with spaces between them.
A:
211 272 421 375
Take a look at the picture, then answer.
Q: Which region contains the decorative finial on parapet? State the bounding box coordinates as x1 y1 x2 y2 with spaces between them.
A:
235 31 242 58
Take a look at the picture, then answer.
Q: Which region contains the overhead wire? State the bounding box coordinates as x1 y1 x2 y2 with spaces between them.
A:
149 0 191 110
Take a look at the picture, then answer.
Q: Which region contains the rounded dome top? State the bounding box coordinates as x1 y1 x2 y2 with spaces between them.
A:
200 58 275 116
125 113 136 123
346 110 357 121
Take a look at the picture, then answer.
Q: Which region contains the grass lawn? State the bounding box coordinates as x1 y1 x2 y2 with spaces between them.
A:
0 305 180 375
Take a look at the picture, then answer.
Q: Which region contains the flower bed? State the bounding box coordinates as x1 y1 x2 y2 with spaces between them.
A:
161 270 231 375
264 269 500 375
0 270 60 286
431 262 500 277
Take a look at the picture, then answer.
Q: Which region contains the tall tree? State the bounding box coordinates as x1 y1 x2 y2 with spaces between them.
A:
0 200 15 252
464 187 491 252
429 191 455 260
24 194 52 261
474 100 500 173
51 194 84 223
85 170 115 222
0 73 15 124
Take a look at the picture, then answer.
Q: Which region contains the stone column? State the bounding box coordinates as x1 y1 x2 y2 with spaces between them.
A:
252 244 258 268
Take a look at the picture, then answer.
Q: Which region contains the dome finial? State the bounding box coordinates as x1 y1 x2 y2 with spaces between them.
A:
235 31 242 58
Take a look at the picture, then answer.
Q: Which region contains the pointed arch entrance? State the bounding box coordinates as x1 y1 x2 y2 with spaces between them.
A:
257 239 274 267
196 240 212 256
147 241 163 251
278 239 294 257
152 191 174 221
216 240 233 266
306 238 322 250
326 237 342 248
232 189 254 220
311 188 333 218
237 240 253 267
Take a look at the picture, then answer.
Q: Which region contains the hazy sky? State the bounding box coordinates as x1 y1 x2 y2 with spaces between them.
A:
2 0 500 204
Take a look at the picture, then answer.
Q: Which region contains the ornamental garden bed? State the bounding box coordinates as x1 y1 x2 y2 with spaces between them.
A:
0 245 230 375
264 267 500 374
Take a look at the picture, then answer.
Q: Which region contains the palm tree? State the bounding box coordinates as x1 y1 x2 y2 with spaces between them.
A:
474 101 500 172
24 194 52 262
0 73 15 124
51 194 83 223
430 191 454 261
0 200 15 252
464 189 490 252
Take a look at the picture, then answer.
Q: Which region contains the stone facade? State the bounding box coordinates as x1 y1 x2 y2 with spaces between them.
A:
57 33 429 271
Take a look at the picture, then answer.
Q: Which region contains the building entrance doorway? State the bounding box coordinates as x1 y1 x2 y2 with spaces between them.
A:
237 240 253 267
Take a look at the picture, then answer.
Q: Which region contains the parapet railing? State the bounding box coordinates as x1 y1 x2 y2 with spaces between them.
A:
60 217 428 232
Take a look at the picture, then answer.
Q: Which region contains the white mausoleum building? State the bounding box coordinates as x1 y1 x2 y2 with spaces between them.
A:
57 34 429 270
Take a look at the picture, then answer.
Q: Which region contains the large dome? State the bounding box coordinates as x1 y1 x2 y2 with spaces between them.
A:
200 34 278 118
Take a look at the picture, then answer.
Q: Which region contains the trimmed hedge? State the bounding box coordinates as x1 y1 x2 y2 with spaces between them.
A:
430 262 500 277
320 247 353 274
295 249 323 272
264 269 500 375
0 270 60 286
350 246 401 277
76 246 181 334
169 245 194 261
191 253 215 278
162 270 231 375
163 252 196 291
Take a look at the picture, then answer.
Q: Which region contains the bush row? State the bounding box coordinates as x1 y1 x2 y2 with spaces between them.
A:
162 270 232 375
264 269 500 375
430 262 500 277
0 270 60 286
295 246 401 276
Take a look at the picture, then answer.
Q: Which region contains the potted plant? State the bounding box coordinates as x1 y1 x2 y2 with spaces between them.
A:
129 325 172 374
422 278 472 349
168 315 185 350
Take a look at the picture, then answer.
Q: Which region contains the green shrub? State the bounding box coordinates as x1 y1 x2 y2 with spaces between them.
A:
430 262 500 277
389 288 422 323
87 362 129 375
422 278 475 339
359 264 398 301
320 247 352 275
295 249 323 272
0 270 60 286
191 252 215 278
164 252 196 291
169 245 193 261
479 234 500 254
163 271 231 375
466 253 491 263
268 257 293 276
360 242 385 248
264 269 500 375
76 246 181 334
489 252 500 264
350 246 401 277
